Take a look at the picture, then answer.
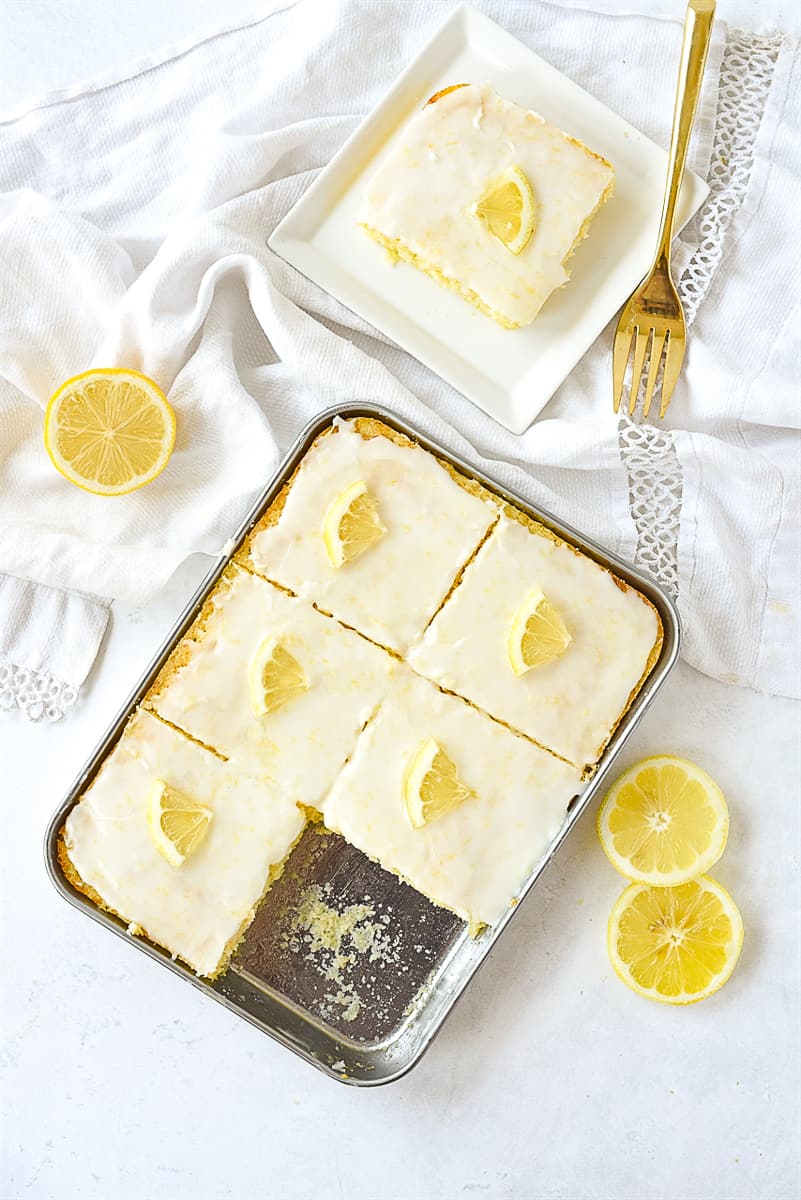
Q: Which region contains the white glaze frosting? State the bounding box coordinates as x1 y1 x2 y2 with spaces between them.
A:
408 517 660 767
321 669 582 927
151 567 395 802
359 82 614 326
64 710 305 977
246 421 497 652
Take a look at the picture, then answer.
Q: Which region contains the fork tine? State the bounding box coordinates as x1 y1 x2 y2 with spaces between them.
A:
612 323 634 413
660 333 685 417
628 328 652 416
643 331 667 420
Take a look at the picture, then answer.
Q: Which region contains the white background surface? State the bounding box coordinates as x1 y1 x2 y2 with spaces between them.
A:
1 3 799 1200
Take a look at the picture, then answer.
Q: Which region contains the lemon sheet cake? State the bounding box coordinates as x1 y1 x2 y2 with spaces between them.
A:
61 416 664 982
322 669 582 928
409 516 662 768
147 565 396 802
241 418 497 653
60 709 305 978
359 82 615 329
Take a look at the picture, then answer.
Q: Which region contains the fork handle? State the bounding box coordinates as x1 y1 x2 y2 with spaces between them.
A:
654 0 716 267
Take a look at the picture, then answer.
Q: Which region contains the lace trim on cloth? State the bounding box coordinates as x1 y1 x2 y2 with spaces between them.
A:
0 657 79 722
618 29 784 600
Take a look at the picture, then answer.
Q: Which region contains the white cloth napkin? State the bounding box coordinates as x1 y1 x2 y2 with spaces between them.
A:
0 0 798 720
0 575 109 720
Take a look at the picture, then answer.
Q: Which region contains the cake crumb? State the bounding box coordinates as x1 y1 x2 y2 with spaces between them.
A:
283 883 401 1022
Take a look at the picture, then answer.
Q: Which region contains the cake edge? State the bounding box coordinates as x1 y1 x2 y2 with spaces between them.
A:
360 224 521 329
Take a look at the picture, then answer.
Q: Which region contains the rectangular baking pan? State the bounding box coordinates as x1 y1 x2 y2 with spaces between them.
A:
45 402 680 1086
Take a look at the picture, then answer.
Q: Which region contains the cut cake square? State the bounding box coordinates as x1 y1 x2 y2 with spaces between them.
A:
408 516 662 768
147 565 396 805
240 418 498 653
321 668 582 929
359 82 615 328
59 709 305 977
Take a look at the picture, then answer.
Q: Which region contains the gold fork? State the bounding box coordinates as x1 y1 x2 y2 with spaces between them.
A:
613 0 716 419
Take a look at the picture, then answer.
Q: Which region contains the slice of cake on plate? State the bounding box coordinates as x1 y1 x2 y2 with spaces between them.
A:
359 82 614 328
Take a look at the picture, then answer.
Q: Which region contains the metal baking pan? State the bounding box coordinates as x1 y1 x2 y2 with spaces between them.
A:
45 402 680 1086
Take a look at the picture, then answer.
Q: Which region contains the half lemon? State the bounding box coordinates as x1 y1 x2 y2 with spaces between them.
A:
44 368 175 496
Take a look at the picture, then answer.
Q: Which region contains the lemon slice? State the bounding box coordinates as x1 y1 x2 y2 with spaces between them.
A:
248 637 309 717
322 480 385 568
147 780 212 867
507 589 571 676
474 166 537 255
403 738 473 829
597 756 729 886
607 876 743 1005
43 368 176 496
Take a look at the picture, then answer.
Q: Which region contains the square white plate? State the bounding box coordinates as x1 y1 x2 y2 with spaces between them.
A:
269 3 708 434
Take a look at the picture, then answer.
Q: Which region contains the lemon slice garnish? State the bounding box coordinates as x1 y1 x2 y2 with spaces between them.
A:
147 780 212 868
607 876 743 1005
403 738 473 829
597 755 729 886
322 479 385 568
473 165 536 255
248 637 309 717
507 589 571 676
43 368 176 496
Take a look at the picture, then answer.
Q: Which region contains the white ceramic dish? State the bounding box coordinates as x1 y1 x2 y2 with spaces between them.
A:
269 4 709 434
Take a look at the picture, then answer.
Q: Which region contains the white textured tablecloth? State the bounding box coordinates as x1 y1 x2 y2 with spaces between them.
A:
0 0 798 721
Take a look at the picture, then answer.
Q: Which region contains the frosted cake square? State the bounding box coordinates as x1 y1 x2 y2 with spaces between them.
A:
59 710 305 978
408 516 662 768
239 418 497 653
359 82 615 329
147 565 395 804
322 669 582 929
